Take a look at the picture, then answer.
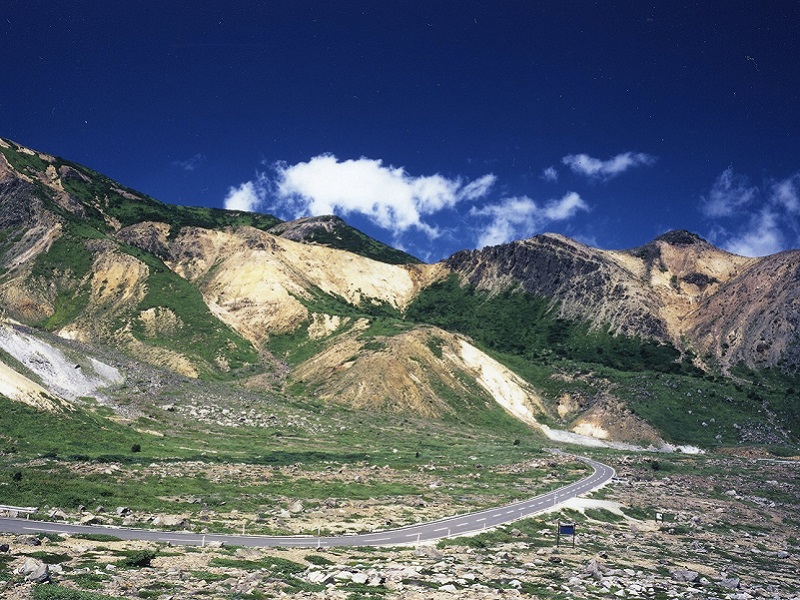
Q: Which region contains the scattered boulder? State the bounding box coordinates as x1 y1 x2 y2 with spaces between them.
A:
719 577 741 590
584 557 605 580
48 508 68 520
152 515 187 528
414 545 445 560
80 514 103 525
670 569 699 582
16 535 41 546
307 570 333 585
16 558 49 583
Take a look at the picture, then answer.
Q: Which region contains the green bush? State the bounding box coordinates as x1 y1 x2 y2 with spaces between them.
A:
116 549 156 568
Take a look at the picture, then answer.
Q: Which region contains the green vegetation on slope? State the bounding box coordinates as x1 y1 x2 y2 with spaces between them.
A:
55 158 281 234
405 275 799 448
406 274 693 374
123 245 261 377
292 217 422 264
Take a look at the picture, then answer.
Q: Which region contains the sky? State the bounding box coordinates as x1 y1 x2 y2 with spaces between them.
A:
3 1 799 262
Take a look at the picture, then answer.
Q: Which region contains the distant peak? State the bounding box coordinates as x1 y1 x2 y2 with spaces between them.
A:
653 230 707 246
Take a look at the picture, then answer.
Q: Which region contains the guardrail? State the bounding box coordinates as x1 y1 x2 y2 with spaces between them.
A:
0 505 38 519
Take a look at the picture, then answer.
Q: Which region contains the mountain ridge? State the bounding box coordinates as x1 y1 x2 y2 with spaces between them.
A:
0 137 798 449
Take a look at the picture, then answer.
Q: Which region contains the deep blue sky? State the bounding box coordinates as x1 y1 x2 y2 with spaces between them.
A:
3 1 799 261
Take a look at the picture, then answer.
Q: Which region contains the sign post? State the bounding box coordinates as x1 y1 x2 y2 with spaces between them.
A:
556 522 576 547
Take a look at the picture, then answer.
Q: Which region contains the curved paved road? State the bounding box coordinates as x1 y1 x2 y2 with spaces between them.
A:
0 455 614 548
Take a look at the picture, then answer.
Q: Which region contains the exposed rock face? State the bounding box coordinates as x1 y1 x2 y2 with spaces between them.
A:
268 214 345 242
117 221 172 259
687 249 800 370
446 234 669 339
444 230 785 372
166 225 440 346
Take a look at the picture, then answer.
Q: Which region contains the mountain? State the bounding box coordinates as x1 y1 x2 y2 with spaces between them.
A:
0 137 798 450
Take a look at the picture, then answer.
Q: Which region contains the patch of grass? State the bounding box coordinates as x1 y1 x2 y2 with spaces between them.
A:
305 553 335 566
190 570 229 582
583 508 626 523
31 585 127 600
67 572 112 590
22 551 73 564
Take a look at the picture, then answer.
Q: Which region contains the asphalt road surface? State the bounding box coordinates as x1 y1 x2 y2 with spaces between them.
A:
0 455 614 548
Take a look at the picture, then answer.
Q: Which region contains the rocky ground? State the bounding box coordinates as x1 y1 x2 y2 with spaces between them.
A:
1 451 797 599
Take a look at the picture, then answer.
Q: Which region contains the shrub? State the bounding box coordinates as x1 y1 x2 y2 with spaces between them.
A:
117 549 156 568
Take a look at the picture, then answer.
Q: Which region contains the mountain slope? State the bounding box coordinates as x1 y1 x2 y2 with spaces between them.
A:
0 137 797 449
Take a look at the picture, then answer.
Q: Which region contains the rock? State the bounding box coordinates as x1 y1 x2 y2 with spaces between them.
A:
80 514 103 525
440 584 458 592
307 571 332 584
18 558 49 583
234 548 261 559
48 508 68 520
0 544 9 552
584 557 604 580
333 570 353 581
670 569 699 582
152 515 186 527
414 546 444 559
116 506 131 516
719 577 741 590
16 535 41 546
287 500 304 514
351 572 369 584
25 563 50 583
548 556 562 563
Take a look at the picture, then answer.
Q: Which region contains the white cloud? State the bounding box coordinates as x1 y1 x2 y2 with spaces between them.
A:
722 209 785 257
771 174 800 214
701 167 758 217
223 181 261 212
541 166 558 182
459 173 498 200
471 192 589 248
562 151 656 180
702 169 800 257
224 154 495 242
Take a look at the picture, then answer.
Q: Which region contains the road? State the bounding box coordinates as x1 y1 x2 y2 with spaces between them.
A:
0 455 614 548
